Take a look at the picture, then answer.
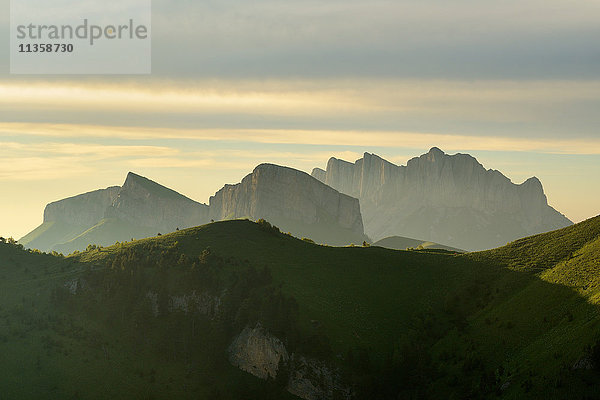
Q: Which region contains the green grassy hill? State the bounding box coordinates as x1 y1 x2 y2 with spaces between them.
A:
2 215 600 399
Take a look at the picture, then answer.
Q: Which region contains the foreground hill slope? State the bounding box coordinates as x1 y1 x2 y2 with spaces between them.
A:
312 148 572 250
473 213 600 272
77 215 600 398
2 215 600 399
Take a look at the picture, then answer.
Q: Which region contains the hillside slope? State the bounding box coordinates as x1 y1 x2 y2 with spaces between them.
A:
76 216 600 397
3 216 600 399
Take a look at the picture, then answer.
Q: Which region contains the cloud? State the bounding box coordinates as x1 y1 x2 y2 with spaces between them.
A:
1 0 599 79
0 141 178 157
2 79 600 138
145 0 600 79
3 122 600 156
0 141 180 181
0 156 95 181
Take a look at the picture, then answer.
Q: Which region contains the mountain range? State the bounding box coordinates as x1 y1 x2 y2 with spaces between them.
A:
19 148 572 253
20 165 366 253
312 147 572 250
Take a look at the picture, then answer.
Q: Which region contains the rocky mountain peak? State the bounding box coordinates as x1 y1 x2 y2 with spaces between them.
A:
120 171 188 201
209 163 366 245
125 171 142 181
110 172 209 230
521 176 543 188
427 146 444 158
312 149 572 250
311 167 327 182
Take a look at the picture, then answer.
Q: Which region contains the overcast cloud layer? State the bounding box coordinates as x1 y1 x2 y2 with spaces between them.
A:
1 0 599 79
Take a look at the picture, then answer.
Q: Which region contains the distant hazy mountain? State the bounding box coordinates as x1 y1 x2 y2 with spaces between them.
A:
312 147 572 251
209 163 368 246
20 172 209 253
107 172 210 233
21 165 368 252
373 236 464 252
19 186 121 252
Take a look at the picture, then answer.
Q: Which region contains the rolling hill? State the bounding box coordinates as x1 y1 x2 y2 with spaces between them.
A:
2 215 600 399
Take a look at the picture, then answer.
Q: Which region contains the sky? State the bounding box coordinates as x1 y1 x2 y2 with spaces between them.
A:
1 0 600 239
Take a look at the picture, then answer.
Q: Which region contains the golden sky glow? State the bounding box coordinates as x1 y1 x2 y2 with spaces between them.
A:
1 79 599 238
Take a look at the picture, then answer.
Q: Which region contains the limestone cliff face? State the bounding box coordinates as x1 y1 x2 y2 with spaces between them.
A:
228 324 351 400
22 172 209 252
107 172 209 232
209 164 366 245
228 324 289 380
312 148 572 250
43 187 120 227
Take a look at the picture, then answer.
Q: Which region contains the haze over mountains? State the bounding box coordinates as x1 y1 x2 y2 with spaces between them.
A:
312 147 572 250
20 148 571 253
20 166 367 253
20 172 211 254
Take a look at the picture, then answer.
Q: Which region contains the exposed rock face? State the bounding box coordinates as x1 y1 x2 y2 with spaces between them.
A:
228 324 351 400
107 172 209 233
209 164 367 245
311 168 327 183
23 165 366 251
228 324 289 380
167 291 222 318
21 172 209 252
44 186 120 227
20 186 121 251
144 290 222 319
312 148 573 250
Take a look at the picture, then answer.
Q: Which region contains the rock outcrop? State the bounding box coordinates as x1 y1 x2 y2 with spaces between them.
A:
312 148 572 250
209 164 367 245
228 324 290 380
228 324 351 400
